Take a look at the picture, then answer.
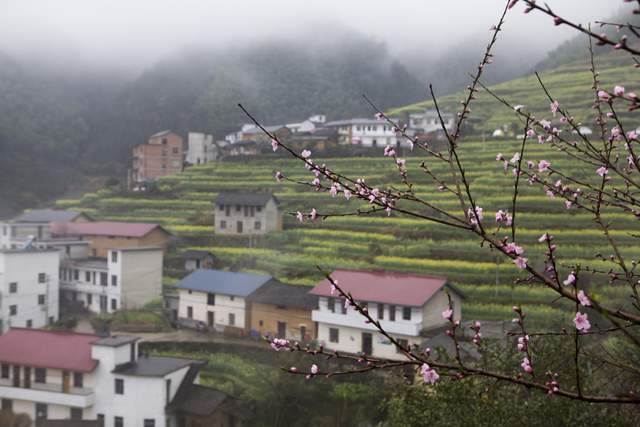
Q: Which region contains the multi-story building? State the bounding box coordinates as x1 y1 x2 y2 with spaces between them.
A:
132 130 184 183
51 221 172 258
1 210 92 250
59 247 163 314
213 192 282 235
0 328 242 427
408 109 454 135
309 269 464 361
0 248 60 334
185 132 217 165
324 118 401 147
247 281 317 342
175 269 274 334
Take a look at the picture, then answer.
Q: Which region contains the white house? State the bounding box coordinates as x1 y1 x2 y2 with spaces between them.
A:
175 269 273 333
0 248 60 334
185 132 217 165
1 210 92 250
309 269 464 361
408 109 454 135
0 328 239 427
323 118 401 147
59 247 163 314
285 114 326 134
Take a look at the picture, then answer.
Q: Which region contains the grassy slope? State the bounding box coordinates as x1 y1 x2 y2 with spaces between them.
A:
388 49 640 133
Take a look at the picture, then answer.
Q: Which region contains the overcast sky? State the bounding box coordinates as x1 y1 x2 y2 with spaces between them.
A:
0 0 620 74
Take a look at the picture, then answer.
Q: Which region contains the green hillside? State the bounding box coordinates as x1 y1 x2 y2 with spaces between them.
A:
389 49 640 133
56 137 633 327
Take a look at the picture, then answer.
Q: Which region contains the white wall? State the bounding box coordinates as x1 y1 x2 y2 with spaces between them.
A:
117 249 163 310
178 289 246 329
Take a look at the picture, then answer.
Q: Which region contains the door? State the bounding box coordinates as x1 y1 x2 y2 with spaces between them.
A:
99 295 108 313
362 333 373 355
277 321 286 338
207 311 214 327
236 221 243 234
12 366 20 387
300 325 307 341
23 367 31 389
62 371 70 393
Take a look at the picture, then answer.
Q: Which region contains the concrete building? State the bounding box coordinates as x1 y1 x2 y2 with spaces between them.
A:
59 247 163 314
309 269 464 361
213 192 282 235
324 118 401 147
247 281 317 342
408 109 454 135
0 248 60 334
182 250 217 272
285 115 326 134
51 221 172 258
185 132 217 165
175 269 274 334
132 130 184 183
1 210 92 250
0 328 242 427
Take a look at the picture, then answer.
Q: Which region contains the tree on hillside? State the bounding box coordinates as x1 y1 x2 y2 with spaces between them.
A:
243 0 640 408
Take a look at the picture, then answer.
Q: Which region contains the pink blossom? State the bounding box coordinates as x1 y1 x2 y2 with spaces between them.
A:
495 209 513 226
537 135 546 144
521 357 533 374
526 129 536 137
573 312 591 332
343 189 352 200
467 206 483 225
442 308 453 320
301 149 312 159
312 177 320 187
310 364 318 375
514 257 528 269
504 242 524 255
275 171 284 182
310 208 318 220
627 131 638 140
420 363 440 384
613 85 625 96
563 273 576 286
577 290 592 307
329 183 339 198
565 200 573 209
496 153 504 161
539 119 552 130
375 112 384 120
296 211 304 222
510 153 520 164
596 166 608 177
546 190 555 198
271 338 290 351
396 158 406 168
517 335 529 352
538 160 551 172
271 138 279 152
330 284 336 295
538 233 550 243
598 90 611 101
550 100 560 115
383 145 396 157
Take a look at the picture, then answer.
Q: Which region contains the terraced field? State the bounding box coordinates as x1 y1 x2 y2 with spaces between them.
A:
56 136 637 327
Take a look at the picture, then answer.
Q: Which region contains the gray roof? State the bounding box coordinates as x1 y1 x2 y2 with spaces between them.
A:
62 258 108 270
324 118 382 127
214 192 277 207
242 124 286 134
409 109 454 119
150 129 174 138
171 384 229 416
13 209 85 224
94 336 139 347
247 281 317 310
112 356 202 377
175 269 273 297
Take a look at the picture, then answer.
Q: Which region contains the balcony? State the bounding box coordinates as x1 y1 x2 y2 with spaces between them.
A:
312 310 422 336
0 379 94 408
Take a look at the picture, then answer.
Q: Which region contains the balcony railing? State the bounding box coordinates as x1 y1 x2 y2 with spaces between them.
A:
0 379 94 408
311 310 422 336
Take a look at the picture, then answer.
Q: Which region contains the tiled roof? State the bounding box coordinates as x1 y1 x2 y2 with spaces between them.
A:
149 130 174 138
51 221 169 238
309 269 453 307
214 192 277 206
13 209 86 223
175 269 272 297
170 384 229 417
247 281 317 310
0 328 100 372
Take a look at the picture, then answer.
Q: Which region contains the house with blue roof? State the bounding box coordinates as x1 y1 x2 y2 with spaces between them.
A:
175 269 275 334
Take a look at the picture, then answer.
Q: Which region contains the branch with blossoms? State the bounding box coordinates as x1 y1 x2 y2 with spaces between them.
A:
238 0 640 404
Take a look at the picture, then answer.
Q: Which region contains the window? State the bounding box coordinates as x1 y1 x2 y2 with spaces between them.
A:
1 399 12 411
115 378 124 394
161 138 168 145
327 298 335 313
254 221 261 230
9 282 17 293
85 271 91 282
35 403 47 420
235 205 241 212
259 320 264 326
165 379 172 403
70 408 82 420
111 299 117 311
229 295 235 301
114 416 123 427
389 305 396 321
48 316 54 325
220 220 227 229
87 294 92 306
1 364 9 378
97 414 104 427
73 372 84 388
207 293 215 305
111 251 118 263
378 304 385 319
26 319 32 328
329 328 339 343
144 419 156 427
161 163 167 169
111 275 118 287
340 299 347 315
9 305 16 316
33 367 46 384
256 206 262 213
228 313 235 326
402 307 412 320
73 270 79 281
100 272 108 286
38 294 45 305
38 273 47 283
187 306 193 319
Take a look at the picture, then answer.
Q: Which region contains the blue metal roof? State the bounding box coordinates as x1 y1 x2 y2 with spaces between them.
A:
175 269 272 297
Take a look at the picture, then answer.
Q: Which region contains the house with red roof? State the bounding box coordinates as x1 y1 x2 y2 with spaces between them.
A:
0 328 244 427
309 269 463 361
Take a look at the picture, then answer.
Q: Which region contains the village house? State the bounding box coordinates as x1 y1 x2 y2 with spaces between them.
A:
213 192 282 235
324 118 401 147
175 269 275 334
0 248 60 334
239 124 291 144
408 109 454 135
309 269 464 361
1 210 92 250
246 281 317 342
185 132 217 166
0 328 242 427
288 128 338 152
220 140 260 157
285 114 326 134
132 130 184 183
182 250 217 272
59 246 163 314
51 221 172 258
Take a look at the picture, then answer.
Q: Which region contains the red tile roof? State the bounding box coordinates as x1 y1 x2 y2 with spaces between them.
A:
51 221 168 238
309 269 449 307
0 329 101 372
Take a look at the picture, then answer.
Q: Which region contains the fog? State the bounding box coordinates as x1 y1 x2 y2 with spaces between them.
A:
0 0 620 76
